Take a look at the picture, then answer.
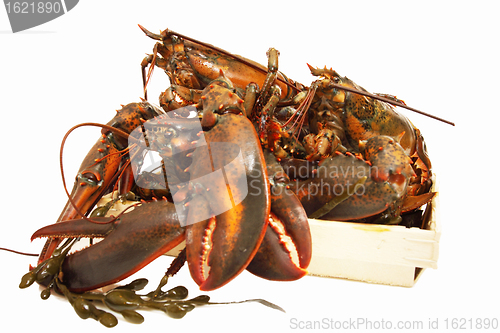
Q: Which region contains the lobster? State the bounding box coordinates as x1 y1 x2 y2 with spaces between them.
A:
19 25 451 325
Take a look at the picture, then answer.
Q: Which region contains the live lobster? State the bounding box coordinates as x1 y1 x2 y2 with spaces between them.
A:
18 25 450 325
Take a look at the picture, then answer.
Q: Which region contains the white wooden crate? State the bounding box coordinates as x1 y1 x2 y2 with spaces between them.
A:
306 190 440 287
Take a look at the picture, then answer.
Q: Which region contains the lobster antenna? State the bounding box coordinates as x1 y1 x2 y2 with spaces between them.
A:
139 25 455 127
59 123 140 224
0 247 38 257
328 84 455 126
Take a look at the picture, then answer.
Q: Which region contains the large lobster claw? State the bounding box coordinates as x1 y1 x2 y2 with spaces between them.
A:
246 151 312 280
32 200 185 292
293 135 417 221
184 112 270 291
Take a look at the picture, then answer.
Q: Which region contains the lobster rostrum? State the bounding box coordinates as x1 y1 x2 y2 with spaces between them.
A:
20 26 451 324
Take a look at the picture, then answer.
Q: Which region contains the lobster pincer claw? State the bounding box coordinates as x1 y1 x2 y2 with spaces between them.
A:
293 135 416 222
184 112 271 291
31 200 185 293
159 85 202 112
246 151 312 281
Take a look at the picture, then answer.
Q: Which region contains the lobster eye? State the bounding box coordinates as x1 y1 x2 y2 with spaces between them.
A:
79 172 101 186
223 107 242 115
329 76 341 85
273 172 287 184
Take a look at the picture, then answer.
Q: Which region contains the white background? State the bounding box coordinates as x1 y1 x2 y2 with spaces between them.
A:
1 1 498 331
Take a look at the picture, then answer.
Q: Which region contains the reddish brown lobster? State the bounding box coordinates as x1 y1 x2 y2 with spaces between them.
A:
19 25 451 325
